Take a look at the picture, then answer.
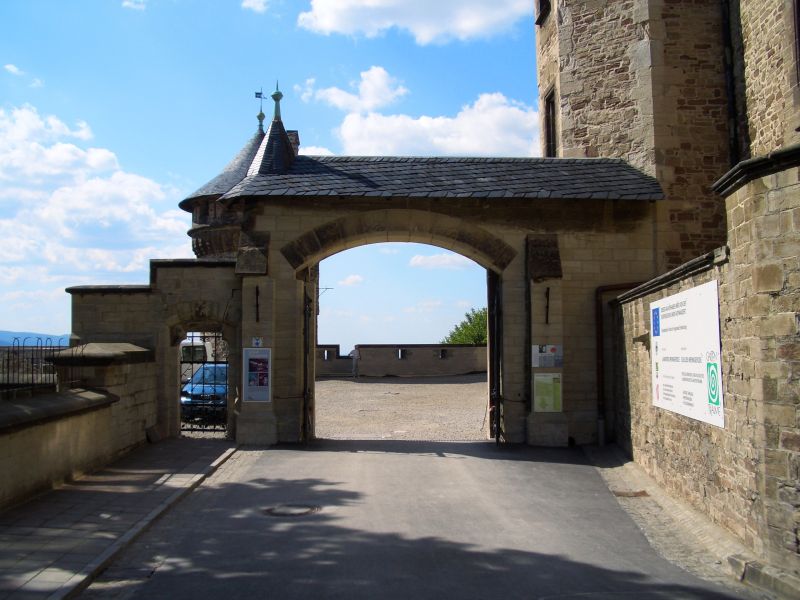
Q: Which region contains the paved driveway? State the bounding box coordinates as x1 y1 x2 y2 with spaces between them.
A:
82 440 755 600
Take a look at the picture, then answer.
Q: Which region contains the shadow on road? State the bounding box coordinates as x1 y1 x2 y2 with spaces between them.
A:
81 462 744 600
298 438 631 468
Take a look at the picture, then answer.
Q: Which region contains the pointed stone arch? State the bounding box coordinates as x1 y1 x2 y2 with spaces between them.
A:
280 209 517 274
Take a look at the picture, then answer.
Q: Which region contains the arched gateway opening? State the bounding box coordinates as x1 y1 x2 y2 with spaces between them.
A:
310 241 493 442
281 209 514 444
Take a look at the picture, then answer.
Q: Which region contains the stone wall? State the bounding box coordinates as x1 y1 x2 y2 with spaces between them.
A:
354 345 486 378
0 354 157 510
739 0 800 156
615 164 800 573
536 0 729 270
316 345 354 377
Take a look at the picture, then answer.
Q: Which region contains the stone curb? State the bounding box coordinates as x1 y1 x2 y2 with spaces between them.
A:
47 446 238 600
727 555 800 599
584 445 800 600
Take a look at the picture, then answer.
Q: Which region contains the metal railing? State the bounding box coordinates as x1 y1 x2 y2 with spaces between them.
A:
1 337 68 400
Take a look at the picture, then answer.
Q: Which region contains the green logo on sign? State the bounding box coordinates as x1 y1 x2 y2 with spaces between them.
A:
707 362 720 406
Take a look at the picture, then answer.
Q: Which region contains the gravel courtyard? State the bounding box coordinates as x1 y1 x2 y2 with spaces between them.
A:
314 373 489 441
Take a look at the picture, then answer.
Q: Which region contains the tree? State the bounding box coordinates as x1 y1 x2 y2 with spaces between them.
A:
441 307 488 344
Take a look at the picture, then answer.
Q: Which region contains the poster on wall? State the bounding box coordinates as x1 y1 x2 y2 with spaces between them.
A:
531 344 563 367
534 373 562 412
243 347 271 402
650 280 724 427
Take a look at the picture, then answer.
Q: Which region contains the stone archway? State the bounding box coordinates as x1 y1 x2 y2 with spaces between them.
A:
279 209 515 443
280 209 516 274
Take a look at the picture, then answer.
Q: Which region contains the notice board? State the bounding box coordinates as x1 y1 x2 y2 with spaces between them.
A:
243 347 271 402
650 280 724 427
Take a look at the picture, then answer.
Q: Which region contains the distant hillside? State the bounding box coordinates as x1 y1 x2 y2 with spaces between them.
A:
0 331 69 346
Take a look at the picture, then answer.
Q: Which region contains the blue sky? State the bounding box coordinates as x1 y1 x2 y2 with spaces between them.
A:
0 0 539 352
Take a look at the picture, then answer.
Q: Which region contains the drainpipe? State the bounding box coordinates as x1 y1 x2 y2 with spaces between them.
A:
595 282 643 446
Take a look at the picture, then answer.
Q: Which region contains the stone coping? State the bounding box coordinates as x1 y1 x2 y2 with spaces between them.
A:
50 343 154 366
712 142 800 196
0 388 118 434
614 246 729 304
67 258 237 294
65 285 151 295
354 343 487 348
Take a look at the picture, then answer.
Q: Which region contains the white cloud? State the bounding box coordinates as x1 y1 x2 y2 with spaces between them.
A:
30 78 44 88
403 299 443 313
0 104 192 333
295 78 316 103
338 274 364 286
122 0 146 9
298 145 334 156
313 66 407 113
410 253 478 270
4 64 23 76
241 0 268 12
455 300 471 309
298 0 530 45
339 92 538 156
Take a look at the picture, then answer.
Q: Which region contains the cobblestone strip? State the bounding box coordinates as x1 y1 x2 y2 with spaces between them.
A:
584 445 781 599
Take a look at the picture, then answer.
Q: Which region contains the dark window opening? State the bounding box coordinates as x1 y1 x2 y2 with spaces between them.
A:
795 0 800 85
535 0 551 26
544 89 558 157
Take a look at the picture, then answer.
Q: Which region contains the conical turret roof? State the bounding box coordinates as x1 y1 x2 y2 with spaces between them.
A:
179 85 297 212
178 127 265 211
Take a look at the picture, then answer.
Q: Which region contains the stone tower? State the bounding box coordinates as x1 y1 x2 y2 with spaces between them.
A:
536 0 732 271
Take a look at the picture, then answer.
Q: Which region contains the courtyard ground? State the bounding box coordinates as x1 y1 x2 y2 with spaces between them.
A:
314 373 489 441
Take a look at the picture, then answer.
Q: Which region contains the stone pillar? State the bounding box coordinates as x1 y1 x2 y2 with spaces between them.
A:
525 234 567 446
235 275 279 445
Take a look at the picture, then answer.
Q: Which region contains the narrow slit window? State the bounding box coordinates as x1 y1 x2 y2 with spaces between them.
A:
535 0 551 26
544 89 558 157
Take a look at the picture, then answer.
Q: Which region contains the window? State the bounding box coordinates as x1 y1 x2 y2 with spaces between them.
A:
544 89 558 157
535 0 551 26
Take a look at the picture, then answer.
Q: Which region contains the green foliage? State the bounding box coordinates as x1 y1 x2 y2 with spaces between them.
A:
441 307 488 344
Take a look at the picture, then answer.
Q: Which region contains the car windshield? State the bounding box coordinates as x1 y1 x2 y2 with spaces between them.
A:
190 364 227 385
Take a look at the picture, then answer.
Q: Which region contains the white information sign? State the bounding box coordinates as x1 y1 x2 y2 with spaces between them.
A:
650 280 724 427
243 347 271 402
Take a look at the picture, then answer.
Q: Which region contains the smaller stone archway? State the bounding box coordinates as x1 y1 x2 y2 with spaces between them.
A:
280 209 515 443
280 209 517 275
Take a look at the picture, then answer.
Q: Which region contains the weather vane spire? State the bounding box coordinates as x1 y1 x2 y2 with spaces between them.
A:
254 87 265 132
271 81 283 121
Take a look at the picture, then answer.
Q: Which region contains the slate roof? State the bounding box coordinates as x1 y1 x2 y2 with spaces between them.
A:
180 110 663 211
214 156 663 201
179 128 264 209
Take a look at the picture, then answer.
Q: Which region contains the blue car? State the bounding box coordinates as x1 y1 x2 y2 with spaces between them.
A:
180 363 228 422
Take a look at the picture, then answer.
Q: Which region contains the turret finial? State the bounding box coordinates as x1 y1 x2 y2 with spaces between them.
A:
255 88 265 132
271 81 283 121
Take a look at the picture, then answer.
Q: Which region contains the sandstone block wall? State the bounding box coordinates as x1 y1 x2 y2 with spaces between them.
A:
537 0 729 271
739 0 800 156
0 360 157 510
615 167 800 573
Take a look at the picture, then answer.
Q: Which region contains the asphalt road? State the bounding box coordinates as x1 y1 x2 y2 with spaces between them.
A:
81 440 754 600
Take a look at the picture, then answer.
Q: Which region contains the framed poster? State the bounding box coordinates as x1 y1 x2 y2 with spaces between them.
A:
534 373 562 412
650 280 724 427
243 347 271 402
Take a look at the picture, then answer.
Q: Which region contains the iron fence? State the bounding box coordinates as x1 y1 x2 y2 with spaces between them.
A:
1 337 68 400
